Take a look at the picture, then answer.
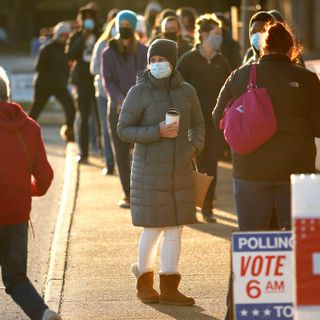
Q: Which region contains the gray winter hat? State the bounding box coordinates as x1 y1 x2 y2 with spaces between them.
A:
147 39 178 67
53 22 71 39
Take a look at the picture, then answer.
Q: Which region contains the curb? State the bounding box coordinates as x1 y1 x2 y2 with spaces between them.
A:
43 142 79 311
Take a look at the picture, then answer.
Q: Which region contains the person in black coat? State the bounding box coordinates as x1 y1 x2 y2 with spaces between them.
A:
29 22 75 141
66 4 100 163
177 13 231 223
213 22 320 320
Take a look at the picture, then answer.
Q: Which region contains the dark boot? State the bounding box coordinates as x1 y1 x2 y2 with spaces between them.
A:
159 273 195 306
202 199 217 223
131 264 159 303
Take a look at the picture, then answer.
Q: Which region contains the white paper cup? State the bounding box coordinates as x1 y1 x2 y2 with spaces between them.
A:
165 108 180 125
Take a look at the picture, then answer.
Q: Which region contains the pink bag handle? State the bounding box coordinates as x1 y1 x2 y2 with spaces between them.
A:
248 63 257 88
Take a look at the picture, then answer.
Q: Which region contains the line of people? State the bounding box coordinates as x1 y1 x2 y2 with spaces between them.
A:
27 2 242 218
2 1 320 319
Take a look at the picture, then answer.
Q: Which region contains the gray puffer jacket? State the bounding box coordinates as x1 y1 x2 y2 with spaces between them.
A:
117 70 205 227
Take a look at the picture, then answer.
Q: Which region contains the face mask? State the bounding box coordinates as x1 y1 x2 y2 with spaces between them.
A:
119 27 134 39
205 33 223 51
164 32 177 42
150 61 172 79
250 32 262 51
83 19 95 30
111 26 117 38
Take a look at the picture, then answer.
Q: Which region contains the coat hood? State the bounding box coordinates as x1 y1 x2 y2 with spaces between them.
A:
0 101 29 131
137 69 184 90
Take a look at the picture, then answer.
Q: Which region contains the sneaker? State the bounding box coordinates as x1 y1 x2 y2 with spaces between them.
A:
75 155 88 164
202 200 217 223
102 167 114 176
42 309 62 320
203 213 217 223
59 124 68 142
119 197 130 209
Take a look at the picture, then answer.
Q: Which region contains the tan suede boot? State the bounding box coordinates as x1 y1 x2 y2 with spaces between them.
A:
131 263 159 303
159 273 195 306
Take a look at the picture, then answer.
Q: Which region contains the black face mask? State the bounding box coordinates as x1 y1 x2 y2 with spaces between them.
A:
119 27 134 39
164 32 177 41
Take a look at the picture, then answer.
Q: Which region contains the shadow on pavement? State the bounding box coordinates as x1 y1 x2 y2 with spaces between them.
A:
188 221 236 241
148 304 219 320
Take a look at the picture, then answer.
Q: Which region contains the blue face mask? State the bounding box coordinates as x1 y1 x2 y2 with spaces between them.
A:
205 33 223 51
150 61 172 79
83 19 95 30
250 32 262 51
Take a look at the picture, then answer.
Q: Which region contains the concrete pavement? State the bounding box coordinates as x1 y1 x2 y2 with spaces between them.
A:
57 157 236 320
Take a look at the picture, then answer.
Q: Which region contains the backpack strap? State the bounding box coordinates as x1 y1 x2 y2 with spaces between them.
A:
248 63 257 88
16 131 33 174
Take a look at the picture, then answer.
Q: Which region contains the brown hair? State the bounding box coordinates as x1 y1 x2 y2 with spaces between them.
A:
194 13 222 46
161 16 181 32
97 18 116 44
261 22 302 61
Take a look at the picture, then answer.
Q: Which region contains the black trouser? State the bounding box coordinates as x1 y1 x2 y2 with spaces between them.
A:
197 126 225 205
29 85 75 128
76 80 97 158
109 103 131 198
0 223 48 320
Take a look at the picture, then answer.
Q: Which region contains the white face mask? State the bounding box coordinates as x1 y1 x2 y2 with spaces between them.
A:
149 61 172 79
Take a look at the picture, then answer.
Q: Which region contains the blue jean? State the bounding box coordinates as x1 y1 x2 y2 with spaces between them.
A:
224 178 291 320
0 223 48 320
97 95 114 169
233 178 291 231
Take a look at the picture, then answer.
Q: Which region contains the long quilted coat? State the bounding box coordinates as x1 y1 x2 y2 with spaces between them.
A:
117 70 205 227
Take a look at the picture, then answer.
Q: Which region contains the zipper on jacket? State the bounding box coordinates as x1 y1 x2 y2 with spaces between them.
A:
166 88 179 225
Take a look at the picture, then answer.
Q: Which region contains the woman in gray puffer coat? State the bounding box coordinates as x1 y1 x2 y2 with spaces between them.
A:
118 39 204 306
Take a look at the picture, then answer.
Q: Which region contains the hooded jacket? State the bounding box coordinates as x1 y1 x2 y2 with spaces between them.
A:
34 39 70 88
0 102 53 226
117 70 205 227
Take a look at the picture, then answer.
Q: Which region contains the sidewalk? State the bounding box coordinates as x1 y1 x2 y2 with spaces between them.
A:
59 158 236 320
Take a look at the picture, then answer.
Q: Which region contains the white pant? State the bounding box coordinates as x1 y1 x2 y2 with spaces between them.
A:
138 226 183 274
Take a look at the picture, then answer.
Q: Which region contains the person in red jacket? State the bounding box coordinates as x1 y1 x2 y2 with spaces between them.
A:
0 66 60 320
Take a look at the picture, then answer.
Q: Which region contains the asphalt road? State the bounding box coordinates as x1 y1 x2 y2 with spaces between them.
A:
0 126 65 320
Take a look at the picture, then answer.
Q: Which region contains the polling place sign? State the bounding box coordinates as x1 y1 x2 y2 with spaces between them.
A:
232 232 293 320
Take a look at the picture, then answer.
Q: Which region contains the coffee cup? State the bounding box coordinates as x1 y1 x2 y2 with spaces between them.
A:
165 108 180 125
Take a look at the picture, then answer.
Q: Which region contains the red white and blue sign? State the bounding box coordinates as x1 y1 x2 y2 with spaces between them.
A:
232 232 293 320
295 218 320 306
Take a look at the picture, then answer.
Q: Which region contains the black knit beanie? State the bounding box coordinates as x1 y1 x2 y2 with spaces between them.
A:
147 39 178 67
249 11 275 28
